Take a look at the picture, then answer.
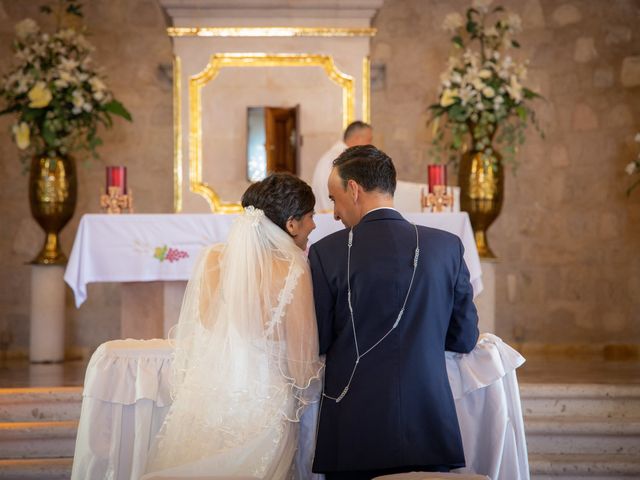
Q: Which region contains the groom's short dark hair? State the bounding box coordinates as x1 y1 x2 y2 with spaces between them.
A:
333 145 396 195
241 173 315 233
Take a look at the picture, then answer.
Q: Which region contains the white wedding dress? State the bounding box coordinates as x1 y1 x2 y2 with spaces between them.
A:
142 207 323 480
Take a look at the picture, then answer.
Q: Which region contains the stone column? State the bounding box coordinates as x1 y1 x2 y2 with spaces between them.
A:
30 265 66 362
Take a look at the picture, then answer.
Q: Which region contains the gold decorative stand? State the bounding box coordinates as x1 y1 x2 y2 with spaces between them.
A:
421 185 454 213
100 187 134 214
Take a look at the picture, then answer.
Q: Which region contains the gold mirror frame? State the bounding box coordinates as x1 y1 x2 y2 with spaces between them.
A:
187 53 356 213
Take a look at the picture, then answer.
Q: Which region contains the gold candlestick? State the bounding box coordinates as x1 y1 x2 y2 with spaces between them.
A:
100 186 134 214
421 185 453 213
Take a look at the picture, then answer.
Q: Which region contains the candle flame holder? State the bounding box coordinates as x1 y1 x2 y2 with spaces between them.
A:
421 185 453 213
100 186 134 214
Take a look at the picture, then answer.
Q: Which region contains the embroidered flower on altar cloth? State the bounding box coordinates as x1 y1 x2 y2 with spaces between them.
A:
154 245 189 263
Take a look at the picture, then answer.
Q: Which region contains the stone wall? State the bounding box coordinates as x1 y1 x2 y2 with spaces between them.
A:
0 0 638 357
0 0 173 357
371 0 640 348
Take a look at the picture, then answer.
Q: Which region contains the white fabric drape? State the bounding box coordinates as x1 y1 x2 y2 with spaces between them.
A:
72 335 527 480
141 207 323 479
64 212 483 308
448 334 529 480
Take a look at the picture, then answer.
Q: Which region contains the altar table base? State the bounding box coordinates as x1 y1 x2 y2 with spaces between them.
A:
71 335 528 480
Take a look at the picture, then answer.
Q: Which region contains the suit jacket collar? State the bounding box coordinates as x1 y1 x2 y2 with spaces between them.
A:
360 207 405 224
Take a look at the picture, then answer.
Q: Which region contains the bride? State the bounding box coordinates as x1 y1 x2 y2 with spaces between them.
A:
142 173 324 479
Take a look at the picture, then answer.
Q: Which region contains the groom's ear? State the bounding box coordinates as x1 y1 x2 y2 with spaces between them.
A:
347 179 359 204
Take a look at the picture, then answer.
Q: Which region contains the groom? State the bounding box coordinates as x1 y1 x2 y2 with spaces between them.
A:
308 145 479 479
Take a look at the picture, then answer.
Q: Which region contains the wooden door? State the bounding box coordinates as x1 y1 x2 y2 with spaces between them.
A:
265 106 298 175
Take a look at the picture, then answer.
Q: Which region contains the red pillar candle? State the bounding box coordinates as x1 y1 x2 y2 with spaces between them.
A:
427 164 447 193
106 166 127 194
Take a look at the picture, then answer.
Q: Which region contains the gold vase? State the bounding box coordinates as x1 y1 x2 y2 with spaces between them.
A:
28 154 77 265
458 149 504 259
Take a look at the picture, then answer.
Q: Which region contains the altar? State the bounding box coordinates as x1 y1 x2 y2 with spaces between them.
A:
64 212 485 339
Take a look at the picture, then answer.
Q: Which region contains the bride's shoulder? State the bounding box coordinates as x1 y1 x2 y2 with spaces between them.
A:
198 243 225 266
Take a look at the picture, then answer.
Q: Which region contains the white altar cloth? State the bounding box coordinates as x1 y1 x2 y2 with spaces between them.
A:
64 213 483 308
71 334 528 480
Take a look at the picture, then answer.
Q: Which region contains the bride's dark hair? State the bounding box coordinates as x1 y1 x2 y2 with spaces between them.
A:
241 173 315 233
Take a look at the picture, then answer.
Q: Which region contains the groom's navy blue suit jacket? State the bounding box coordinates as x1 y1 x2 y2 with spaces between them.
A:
309 208 479 473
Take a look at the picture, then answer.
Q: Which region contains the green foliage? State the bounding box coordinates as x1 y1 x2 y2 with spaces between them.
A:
428 1 544 169
0 2 132 165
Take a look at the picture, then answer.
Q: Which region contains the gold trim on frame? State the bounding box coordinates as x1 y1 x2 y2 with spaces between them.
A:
189 53 355 212
362 55 371 123
173 55 183 213
168 27 377 38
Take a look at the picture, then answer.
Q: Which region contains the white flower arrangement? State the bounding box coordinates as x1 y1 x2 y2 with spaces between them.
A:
0 2 131 163
429 0 542 167
625 133 640 195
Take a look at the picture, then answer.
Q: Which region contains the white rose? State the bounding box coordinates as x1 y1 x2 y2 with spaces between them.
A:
626 162 638 176
482 86 496 98
634 133 640 143
15 18 39 40
479 69 492 79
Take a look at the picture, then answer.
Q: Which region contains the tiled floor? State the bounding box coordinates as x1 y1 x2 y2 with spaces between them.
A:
0 353 638 388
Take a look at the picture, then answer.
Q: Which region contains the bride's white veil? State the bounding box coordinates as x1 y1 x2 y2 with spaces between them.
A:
145 206 322 475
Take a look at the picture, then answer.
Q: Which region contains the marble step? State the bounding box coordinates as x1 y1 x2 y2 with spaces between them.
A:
520 384 640 418
525 416 640 455
0 420 78 458
0 387 82 422
0 458 72 480
529 453 640 479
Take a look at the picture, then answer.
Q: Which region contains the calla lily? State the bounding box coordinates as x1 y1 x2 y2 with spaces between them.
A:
440 88 458 107
12 122 30 150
